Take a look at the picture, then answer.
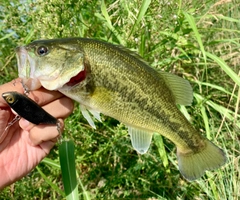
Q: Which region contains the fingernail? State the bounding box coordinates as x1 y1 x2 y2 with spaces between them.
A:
19 118 30 129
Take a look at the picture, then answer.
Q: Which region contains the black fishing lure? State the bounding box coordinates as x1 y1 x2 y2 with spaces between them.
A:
2 91 58 125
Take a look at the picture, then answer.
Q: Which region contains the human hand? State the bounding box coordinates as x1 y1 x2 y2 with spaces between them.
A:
0 78 74 189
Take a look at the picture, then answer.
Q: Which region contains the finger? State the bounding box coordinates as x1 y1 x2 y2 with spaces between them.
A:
19 118 32 131
41 96 74 118
28 119 64 146
0 78 41 94
0 78 64 107
38 140 56 155
39 131 63 154
27 89 64 106
0 78 24 94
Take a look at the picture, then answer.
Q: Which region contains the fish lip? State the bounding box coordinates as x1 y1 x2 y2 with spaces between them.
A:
15 46 28 57
16 47 27 73
16 46 35 79
16 46 42 90
36 68 86 91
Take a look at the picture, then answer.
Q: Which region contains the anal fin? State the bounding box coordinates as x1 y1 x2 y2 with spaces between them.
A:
128 126 153 154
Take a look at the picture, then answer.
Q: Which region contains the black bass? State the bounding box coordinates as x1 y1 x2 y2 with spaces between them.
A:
16 38 226 180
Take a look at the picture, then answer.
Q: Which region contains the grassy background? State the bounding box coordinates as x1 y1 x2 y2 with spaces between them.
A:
0 0 239 199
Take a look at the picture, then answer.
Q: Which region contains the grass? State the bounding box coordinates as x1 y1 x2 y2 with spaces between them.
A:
0 0 239 199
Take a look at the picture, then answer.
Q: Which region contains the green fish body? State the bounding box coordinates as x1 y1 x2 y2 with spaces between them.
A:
16 38 226 180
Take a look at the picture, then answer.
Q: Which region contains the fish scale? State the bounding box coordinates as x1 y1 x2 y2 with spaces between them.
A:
16 37 226 181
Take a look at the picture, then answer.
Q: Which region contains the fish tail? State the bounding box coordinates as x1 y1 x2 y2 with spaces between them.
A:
177 140 226 181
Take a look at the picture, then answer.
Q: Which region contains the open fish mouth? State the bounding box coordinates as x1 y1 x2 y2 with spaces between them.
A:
65 68 87 87
16 47 28 78
16 46 35 79
16 46 42 90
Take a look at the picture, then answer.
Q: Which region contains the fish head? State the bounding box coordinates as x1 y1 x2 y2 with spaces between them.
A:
16 38 85 90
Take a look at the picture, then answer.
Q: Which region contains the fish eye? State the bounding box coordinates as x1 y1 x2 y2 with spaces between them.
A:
6 95 15 104
37 46 48 56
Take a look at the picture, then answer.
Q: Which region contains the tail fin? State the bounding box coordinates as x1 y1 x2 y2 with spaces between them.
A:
177 140 226 181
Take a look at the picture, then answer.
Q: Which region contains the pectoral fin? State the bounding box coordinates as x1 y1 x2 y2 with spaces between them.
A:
128 126 153 154
80 105 96 129
88 109 102 122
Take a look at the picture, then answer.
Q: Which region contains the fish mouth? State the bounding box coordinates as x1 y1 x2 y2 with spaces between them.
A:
16 46 42 90
65 68 87 87
16 46 36 79
16 47 28 76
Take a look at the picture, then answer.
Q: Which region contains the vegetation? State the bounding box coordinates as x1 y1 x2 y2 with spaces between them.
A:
0 0 239 199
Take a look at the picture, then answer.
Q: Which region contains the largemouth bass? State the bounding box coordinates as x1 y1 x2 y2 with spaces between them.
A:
16 38 226 181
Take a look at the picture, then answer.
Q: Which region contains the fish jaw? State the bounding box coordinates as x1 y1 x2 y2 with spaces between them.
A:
16 45 85 91
17 47 35 80
16 46 40 90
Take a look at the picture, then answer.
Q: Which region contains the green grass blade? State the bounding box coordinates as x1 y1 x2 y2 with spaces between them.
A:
100 0 124 44
0 32 14 41
24 28 36 44
154 134 170 173
76 171 91 200
214 15 240 23
42 157 60 168
194 93 240 128
59 140 79 200
194 94 211 139
139 30 146 57
206 51 240 87
183 11 206 63
208 174 221 200
36 166 65 197
100 0 111 27
179 105 191 121
128 0 151 38
194 80 238 99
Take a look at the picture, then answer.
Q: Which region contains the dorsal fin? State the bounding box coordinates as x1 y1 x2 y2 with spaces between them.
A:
159 71 193 106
